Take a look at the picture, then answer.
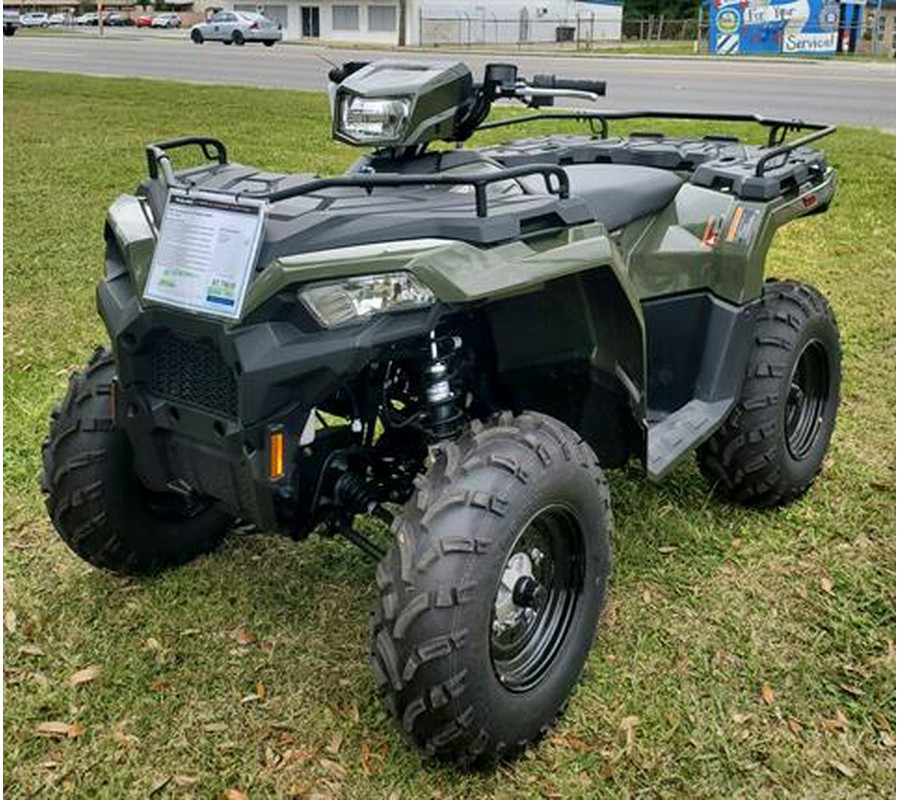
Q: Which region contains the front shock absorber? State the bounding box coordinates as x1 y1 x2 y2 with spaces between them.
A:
422 329 464 440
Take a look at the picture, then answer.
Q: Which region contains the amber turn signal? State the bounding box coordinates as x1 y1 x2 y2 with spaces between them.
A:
269 429 285 480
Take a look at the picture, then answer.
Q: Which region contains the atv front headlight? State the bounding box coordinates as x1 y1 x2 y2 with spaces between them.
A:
299 272 434 327
338 95 411 144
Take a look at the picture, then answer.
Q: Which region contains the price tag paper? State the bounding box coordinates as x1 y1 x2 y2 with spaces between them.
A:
144 189 266 320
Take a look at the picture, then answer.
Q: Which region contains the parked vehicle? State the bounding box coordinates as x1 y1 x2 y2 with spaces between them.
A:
43 60 841 768
74 12 98 25
190 10 280 45
134 13 153 27
105 12 133 26
3 9 19 35
48 12 70 25
19 12 50 27
151 12 181 28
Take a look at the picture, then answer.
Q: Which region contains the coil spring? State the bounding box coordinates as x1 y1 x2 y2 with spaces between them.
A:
422 329 464 440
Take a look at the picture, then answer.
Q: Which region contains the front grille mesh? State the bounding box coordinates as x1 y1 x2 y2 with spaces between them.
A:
149 332 238 418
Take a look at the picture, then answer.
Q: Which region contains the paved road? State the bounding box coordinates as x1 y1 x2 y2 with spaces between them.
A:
4 32 896 129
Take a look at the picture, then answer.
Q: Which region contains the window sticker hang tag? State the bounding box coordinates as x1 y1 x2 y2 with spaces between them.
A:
143 188 267 320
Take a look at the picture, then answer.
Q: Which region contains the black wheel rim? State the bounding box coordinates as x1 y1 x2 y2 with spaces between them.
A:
785 339 831 461
490 505 585 693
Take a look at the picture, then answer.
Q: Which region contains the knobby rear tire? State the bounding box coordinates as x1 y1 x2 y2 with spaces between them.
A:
698 280 841 507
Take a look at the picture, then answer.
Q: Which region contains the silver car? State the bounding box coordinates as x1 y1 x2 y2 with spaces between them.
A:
19 12 50 27
190 10 281 46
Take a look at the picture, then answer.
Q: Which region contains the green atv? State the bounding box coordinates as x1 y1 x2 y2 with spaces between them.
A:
42 60 841 767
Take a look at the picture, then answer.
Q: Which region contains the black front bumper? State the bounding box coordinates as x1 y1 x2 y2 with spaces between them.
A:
97 269 440 530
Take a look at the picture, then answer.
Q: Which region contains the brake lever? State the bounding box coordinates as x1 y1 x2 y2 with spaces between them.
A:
516 87 601 101
513 84 601 109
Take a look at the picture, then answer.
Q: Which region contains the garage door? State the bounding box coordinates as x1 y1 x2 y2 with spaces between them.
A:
235 3 287 28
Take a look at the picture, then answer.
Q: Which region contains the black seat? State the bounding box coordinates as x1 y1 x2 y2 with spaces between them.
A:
522 164 684 231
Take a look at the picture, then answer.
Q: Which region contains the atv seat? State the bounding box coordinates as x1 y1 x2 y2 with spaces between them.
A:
521 164 683 231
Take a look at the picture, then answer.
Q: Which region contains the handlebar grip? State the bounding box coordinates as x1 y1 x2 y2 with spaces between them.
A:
533 74 606 97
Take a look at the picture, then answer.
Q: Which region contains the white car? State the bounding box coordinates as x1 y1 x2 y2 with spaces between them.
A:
19 12 50 27
48 13 69 25
190 10 281 46
74 12 98 25
151 12 182 28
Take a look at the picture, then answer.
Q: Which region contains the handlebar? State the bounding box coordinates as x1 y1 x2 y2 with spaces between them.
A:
325 60 608 142
532 74 606 98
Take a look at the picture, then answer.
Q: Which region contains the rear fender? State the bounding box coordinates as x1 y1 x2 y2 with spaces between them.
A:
624 169 837 305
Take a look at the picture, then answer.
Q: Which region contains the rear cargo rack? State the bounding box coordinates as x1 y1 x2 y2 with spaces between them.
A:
146 137 571 218
476 110 835 177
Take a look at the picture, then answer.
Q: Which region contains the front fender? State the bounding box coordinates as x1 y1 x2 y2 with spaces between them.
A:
105 193 156 291
245 222 628 307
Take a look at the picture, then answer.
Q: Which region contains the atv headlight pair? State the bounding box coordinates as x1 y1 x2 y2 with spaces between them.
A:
338 95 411 144
299 272 434 327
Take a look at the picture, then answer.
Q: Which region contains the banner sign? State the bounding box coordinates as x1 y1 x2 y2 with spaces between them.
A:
709 0 840 56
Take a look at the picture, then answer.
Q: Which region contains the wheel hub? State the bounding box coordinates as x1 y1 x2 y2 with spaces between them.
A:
513 574 543 609
493 551 540 636
489 506 585 692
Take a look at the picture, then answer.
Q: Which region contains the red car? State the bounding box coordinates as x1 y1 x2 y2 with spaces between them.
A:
134 14 152 27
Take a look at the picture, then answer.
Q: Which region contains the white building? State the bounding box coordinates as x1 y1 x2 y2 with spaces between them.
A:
228 1 623 45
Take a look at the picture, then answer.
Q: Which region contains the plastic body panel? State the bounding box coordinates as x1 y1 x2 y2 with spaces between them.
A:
614 172 835 304
643 292 760 479
98 122 836 527
99 204 645 525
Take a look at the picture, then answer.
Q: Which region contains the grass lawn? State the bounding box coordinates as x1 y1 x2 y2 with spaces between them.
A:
3 70 895 798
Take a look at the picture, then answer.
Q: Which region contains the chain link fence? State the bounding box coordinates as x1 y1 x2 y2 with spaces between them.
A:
418 12 710 51
419 11 626 49
621 17 707 43
419 9 893 56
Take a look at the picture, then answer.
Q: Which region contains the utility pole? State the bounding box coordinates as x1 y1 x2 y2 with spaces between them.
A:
873 0 883 56
695 1 703 53
398 0 407 46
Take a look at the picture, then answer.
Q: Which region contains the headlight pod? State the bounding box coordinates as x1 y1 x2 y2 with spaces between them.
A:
299 272 434 327
338 95 411 144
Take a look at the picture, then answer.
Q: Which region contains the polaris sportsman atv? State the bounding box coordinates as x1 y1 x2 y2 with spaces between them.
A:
42 60 841 767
